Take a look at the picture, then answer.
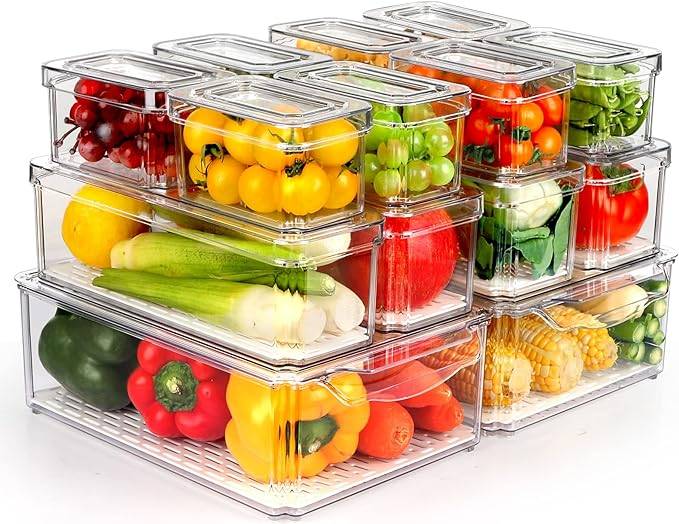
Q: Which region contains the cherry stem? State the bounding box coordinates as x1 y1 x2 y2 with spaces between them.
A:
54 124 80 148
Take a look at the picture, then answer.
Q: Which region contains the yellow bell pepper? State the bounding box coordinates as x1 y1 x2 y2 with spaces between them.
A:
225 371 369 483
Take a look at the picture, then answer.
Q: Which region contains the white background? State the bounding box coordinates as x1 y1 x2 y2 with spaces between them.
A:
0 1 677 522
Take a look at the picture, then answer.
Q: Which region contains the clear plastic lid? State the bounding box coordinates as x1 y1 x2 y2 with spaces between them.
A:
153 34 332 75
391 40 576 96
275 61 470 115
486 28 661 75
364 2 529 41
269 18 421 54
463 160 585 194
43 51 222 103
569 137 670 170
168 75 371 133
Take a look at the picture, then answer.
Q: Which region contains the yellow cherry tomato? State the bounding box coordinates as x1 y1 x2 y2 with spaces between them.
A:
238 165 280 214
253 125 306 171
280 162 331 216
187 153 210 187
222 118 259 166
182 108 226 155
206 156 245 205
305 119 359 167
324 165 359 209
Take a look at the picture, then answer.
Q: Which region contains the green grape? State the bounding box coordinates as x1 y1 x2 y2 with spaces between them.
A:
425 123 454 157
405 159 432 193
402 103 436 123
406 129 426 158
365 153 381 184
377 138 409 169
366 110 402 151
428 156 456 186
373 169 402 198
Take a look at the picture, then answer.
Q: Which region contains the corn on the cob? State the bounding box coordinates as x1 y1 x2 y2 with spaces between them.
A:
547 305 618 371
419 336 480 371
518 315 584 393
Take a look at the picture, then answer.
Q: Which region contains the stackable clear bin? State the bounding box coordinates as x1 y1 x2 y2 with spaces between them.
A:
269 18 421 68
332 188 482 333
168 76 370 230
463 162 584 298
469 250 674 433
43 51 223 189
364 2 529 41
572 139 670 270
153 34 331 76
18 270 488 516
486 28 661 153
275 61 471 204
391 41 575 176
30 158 383 366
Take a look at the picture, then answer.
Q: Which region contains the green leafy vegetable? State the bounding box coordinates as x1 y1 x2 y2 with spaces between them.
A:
551 199 573 274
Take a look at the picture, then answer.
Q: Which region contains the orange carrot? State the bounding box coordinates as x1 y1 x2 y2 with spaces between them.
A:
358 402 414 459
400 381 453 409
407 396 464 433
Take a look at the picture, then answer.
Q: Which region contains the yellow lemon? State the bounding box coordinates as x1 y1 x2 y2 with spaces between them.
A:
61 185 150 268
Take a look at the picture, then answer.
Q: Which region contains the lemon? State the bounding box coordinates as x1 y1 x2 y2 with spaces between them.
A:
61 185 150 268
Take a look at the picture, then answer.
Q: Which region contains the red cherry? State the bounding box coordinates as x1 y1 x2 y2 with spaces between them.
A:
71 103 99 130
147 113 174 135
78 132 106 162
119 140 143 169
97 87 124 120
163 145 177 178
119 111 143 137
154 91 167 108
94 121 124 147
108 146 121 163
74 78 105 108
121 88 141 104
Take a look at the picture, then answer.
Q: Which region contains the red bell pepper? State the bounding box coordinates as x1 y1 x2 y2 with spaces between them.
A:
128 340 230 441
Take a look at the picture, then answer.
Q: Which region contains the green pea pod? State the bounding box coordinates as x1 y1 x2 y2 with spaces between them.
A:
572 84 619 109
575 63 625 81
570 99 602 121
568 126 595 147
619 114 638 132
569 120 596 129
611 116 626 137
624 96 652 136
620 63 641 75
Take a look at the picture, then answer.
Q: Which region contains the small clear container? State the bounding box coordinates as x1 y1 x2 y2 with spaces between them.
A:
364 2 529 41
18 269 489 516
486 28 662 153
571 139 670 270
153 34 332 76
30 157 382 366
332 188 482 333
43 51 224 189
275 61 471 204
168 76 370 230
391 41 576 176
462 161 585 298
269 18 421 68
470 250 674 433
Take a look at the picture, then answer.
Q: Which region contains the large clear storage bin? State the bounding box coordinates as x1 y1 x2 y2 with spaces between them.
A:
572 139 670 270
469 250 674 433
486 28 661 153
462 162 585 298
363 2 529 41
168 76 370 230
275 61 471 205
390 41 575 176
269 18 421 68
153 34 332 76
30 158 383 366
43 51 224 189
17 270 489 516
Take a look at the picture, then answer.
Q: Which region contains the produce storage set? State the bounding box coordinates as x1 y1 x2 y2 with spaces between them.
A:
14 0 674 517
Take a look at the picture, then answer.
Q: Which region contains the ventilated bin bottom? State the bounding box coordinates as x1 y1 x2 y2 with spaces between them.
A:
574 237 657 270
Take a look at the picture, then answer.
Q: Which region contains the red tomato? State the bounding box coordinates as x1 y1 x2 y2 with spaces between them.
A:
408 65 444 79
533 127 563 158
497 135 534 168
535 86 564 126
512 103 544 132
464 109 500 146
576 164 649 249
478 83 523 118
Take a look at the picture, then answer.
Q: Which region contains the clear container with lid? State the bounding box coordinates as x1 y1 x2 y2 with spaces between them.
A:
332 188 482 333
471 250 674 433
364 2 529 41
43 51 224 189
275 61 471 204
30 157 382 366
462 161 585 298
269 18 421 68
572 139 670 270
153 34 332 76
391 41 576 176
486 28 661 153
18 269 489 515
168 76 370 230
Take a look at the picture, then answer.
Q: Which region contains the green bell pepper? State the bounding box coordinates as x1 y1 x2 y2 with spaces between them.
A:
38 309 138 410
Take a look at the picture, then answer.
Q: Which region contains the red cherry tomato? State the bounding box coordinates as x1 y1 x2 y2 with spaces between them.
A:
478 83 523 118
497 135 534 168
512 103 544 132
464 110 500 147
408 65 444 79
533 127 563 159
535 86 564 126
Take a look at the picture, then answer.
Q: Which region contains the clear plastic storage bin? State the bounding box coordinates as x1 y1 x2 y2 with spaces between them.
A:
153 34 332 76
333 189 482 333
469 250 674 433
572 139 670 270
486 28 661 153
269 18 421 68
463 162 584 298
30 158 383 365
43 51 223 189
17 270 489 516
275 61 471 204
391 41 575 176
363 2 529 41
168 76 370 230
